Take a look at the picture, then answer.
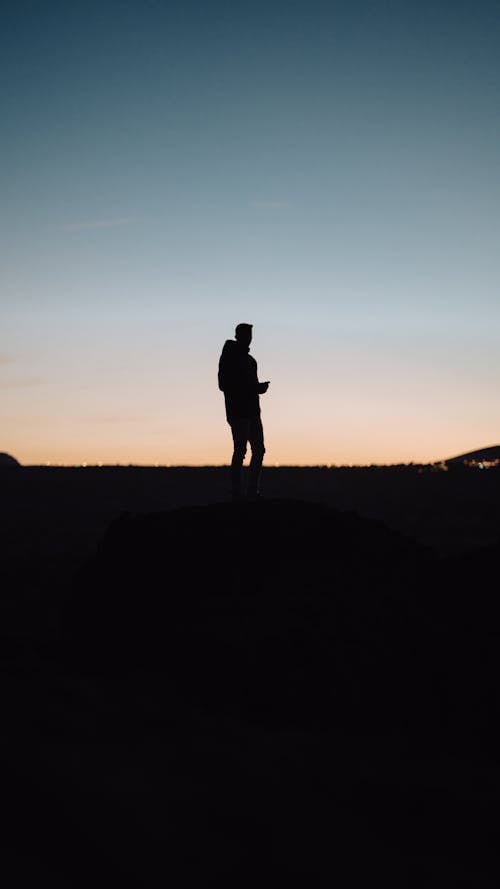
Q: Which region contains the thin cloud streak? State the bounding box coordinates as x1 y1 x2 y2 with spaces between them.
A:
251 201 291 210
61 217 135 231
0 377 44 389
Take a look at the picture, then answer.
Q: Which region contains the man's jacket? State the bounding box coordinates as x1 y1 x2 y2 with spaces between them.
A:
218 339 262 422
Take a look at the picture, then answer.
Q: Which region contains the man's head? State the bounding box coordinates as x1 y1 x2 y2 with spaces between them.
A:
235 323 252 347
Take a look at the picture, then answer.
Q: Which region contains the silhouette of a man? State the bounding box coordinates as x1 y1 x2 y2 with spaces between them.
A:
218 323 270 501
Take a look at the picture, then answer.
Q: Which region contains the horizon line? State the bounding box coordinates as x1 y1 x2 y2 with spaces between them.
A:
18 460 454 470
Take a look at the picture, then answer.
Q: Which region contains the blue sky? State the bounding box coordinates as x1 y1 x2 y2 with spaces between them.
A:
2 0 499 465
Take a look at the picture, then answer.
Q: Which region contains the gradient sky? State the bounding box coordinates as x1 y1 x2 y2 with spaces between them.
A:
2 0 499 466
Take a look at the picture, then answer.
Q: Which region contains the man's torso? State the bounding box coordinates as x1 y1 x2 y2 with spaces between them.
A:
218 340 260 422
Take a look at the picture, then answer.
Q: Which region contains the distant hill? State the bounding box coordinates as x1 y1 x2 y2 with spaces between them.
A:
0 452 21 467
445 444 500 466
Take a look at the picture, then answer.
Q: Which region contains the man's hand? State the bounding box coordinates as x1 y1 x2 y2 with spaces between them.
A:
259 381 270 394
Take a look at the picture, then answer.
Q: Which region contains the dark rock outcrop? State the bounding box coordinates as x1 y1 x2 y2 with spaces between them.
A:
64 498 500 741
65 500 437 730
5 498 500 888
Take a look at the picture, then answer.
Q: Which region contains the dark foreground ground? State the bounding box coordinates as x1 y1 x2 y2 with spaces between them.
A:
1 466 500 886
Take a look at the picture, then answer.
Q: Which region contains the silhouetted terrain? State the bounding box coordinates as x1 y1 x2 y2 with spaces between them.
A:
445 444 500 465
0 451 20 467
1 467 500 885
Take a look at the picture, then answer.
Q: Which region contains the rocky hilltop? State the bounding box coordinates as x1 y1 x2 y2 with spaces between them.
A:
2 498 500 887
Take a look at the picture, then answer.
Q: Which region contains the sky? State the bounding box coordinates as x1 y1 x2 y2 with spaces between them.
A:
2 0 499 466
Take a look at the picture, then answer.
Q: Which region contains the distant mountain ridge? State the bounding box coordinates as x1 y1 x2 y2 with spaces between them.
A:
0 452 21 467
445 444 500 465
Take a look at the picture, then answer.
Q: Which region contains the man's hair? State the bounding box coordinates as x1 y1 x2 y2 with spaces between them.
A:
235 323 252 338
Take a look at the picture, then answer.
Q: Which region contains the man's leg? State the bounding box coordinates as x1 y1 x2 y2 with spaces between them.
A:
230 419 249 501
247 416 265 499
